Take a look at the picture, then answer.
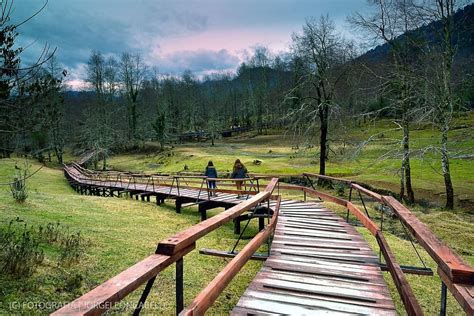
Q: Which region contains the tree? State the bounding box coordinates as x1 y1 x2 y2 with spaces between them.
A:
151 110 166 151
350 0 428 204
30 57 66 164
84 50 115 170
0 0 54 157
120 52 146 140
416 0 465 209
289 15 353 176
208 116 221 146
248 46 271 134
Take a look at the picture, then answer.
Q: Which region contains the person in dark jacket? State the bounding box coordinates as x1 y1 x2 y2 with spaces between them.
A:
231 159 248 197
204 161 218 196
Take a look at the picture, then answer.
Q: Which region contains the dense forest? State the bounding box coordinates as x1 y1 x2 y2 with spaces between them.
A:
1 1 473 209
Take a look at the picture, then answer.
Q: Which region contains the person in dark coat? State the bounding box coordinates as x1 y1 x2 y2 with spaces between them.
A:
231 159 248 197
204 161 218 196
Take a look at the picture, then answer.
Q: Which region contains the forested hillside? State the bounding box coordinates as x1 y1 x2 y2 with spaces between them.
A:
1 1 473 209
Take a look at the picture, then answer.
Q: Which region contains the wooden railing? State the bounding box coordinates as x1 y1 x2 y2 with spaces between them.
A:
244 171 473 315
62 164 473 315
52 178 279 315
180 196 281 315
66 164 264 199
301 173 473 316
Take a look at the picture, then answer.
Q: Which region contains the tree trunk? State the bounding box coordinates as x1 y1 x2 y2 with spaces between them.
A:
401 119 415 204
132 102 137 139
55 147 63 164
441 125 454 209
319 104 328 176
102 154 107 171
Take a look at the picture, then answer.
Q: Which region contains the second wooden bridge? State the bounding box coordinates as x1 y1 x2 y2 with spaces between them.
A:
53 163 473 315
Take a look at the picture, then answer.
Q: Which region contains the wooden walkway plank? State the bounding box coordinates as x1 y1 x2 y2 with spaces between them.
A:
233 201 396 315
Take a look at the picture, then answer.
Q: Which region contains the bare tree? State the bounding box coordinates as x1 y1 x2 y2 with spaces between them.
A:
415 0 466 209
84 50 116 170
120 52 146 140
288 15 354 176
350 0 428 204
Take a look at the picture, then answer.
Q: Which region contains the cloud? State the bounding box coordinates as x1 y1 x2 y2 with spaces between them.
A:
158 49 240 74
10 0 368 89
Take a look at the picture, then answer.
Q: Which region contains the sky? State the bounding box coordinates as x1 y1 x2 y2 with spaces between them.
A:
13 0 368 89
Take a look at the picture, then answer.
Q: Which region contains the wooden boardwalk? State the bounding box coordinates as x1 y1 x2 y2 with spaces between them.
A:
65 164 246 206
233 199 396 315
56 160 474 315
64 164 397 315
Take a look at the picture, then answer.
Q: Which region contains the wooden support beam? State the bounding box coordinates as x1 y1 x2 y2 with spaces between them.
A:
379 264 433 276
199 248 268 261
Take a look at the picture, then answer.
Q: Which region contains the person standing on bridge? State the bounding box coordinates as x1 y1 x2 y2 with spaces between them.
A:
204 161 218 196
231 159 248 198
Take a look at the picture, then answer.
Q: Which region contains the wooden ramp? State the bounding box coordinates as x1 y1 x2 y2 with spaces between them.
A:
232 200 396 315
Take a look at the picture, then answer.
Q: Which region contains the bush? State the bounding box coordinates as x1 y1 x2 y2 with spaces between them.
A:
0 220 44 277
10 162 29 203
10 176 28 203
38 222 62 243
334 183 346 197
0 218 89 278
58 231 87 266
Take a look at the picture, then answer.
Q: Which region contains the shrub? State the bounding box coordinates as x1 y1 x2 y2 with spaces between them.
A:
10 162 29 203
0 220 44 277
334 183 345 196
37 222 62 243
63 273 84 292
58 231 87 266
10 176 28 203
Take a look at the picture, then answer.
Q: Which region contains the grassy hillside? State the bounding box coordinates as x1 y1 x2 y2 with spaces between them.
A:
0 159 263 314
108 113 474 211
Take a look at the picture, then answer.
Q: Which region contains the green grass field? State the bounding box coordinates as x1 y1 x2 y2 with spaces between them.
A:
0 114 473 314
0 159 265 315
108 114 474 210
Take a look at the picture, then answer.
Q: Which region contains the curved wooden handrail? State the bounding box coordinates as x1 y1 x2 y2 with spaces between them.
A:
53 177 279 315
156 179 278 256
180 196 282 316
51 245 195 316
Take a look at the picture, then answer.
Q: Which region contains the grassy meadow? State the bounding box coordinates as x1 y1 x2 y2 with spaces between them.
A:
109 114 474 210
0 159 264 315
0 114 473 315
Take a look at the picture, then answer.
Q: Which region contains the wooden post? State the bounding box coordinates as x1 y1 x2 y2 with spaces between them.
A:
259 217 264 231
176 199 182 213
176 258 184 314
234 218 240 235
199 204 207 221
440 282 447 316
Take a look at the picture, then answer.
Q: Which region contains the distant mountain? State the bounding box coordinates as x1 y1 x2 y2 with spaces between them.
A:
361 4 474 63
